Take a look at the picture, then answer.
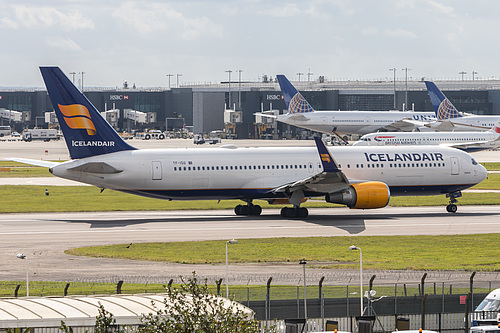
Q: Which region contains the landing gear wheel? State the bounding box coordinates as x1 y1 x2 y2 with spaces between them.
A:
446 204 457 213
234 203 262 216
298 207 308 218
250 205 262 216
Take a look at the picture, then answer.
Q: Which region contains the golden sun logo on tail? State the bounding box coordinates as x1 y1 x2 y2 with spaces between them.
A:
58 104 96 135
321 153 331 163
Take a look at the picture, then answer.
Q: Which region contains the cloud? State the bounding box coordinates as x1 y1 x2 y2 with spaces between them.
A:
2 5 94 30
361 26 378 36
426 0 457 18
112 2 223 40
45 36 82 51
385 28 418 39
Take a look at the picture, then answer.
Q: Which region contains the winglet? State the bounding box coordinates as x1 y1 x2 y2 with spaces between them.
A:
424 81 461 120
314 137 340 172
40 66 136 160
276 75 314 114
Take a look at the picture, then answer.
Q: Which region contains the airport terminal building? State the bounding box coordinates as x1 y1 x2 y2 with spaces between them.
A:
2 78 500 139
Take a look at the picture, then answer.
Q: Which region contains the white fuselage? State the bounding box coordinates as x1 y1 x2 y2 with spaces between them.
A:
354 131 500 151
276 110 436 135
430 116 500 131
50 145 486 200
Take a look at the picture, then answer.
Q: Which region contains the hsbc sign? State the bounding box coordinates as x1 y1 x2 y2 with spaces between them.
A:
266 94 282 101
109 95 129 101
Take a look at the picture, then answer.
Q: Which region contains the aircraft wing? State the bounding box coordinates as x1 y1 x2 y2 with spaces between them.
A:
271 137 351 202
272 168 350 195
425 120 456 132
381 118 427 132
253 112 277 119
4 158 60 168
439 141 496 152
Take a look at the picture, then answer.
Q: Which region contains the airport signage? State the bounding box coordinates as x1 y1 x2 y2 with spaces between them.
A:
267 94 282 101
109 95 129 101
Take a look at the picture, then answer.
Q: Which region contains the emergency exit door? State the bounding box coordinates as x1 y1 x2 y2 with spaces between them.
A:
152 161 162 180
450 157 459 175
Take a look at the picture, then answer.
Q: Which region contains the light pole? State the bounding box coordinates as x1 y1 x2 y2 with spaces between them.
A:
389 68 396 109
349 245 363 315
459 71 467 81
226 70 232 109
166 74 173 89
16 253 28 296
299 258 307 327
225 239 238 298
402 68 411 110
79 71 85 91
176 74 182 87
472 71 478 81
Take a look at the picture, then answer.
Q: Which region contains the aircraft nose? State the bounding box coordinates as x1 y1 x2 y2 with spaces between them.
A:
478 164 488 182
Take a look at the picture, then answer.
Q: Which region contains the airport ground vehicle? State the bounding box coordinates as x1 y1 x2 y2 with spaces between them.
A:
193 134 221 145
135 130 166 140
470 324 500 333
22 129 59 142
0 125 11 137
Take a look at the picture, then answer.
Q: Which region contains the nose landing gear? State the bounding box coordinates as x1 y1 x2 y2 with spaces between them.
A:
446 191 462 213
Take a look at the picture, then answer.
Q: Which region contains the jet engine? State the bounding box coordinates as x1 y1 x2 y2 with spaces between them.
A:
325 181 390 209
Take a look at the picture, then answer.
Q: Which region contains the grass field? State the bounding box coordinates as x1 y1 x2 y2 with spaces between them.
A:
2 184 500 213
65 234 500 271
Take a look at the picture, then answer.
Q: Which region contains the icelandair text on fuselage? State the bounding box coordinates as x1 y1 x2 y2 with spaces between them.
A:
72 140 115 147
364 152 444 162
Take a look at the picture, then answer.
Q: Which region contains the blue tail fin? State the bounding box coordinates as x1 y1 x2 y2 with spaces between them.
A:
276 75 314 114
424 81 461 120
40 66 136 159
314 137 340 172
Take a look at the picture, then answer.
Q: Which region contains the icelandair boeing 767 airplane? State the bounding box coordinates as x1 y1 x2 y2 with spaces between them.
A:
8 67 488 216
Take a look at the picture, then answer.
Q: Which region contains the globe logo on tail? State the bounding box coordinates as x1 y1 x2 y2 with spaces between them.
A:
289 93 313 114
58 104 96 135
437 99 460 120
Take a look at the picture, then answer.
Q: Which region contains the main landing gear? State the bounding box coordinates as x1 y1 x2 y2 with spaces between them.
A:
446 191 462 213
234 201 262 216
280 206 308 218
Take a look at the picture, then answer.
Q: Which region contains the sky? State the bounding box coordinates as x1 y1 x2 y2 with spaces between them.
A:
1 0 500 88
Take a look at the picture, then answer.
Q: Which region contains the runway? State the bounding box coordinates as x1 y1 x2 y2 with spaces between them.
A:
1 206 499 284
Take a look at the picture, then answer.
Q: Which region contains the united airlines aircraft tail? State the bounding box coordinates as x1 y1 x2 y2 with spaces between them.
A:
40 66 136 160
424 81 461 120
276 75 315 114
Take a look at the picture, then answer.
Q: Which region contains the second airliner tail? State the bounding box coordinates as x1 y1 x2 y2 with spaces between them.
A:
424 81 461 121
40 67 136 160
276 75 314 114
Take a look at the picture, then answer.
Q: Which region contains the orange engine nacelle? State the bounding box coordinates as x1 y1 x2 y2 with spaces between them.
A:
325 181 390 209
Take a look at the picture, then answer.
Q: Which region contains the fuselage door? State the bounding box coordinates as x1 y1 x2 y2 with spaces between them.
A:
152 161 162 180
450 157 459 175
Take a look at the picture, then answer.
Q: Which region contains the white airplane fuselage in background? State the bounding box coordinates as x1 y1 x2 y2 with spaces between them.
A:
276 110 436 136
354 130 500 152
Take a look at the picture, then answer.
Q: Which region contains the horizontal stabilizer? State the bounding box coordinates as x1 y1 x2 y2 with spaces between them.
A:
68 162 123 174
4 158 60 168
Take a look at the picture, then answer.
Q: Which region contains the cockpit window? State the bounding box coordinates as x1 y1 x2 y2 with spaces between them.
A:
471 158 478 165
475 299 500 312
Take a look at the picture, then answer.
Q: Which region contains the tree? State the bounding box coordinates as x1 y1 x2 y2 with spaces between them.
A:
138 272 270 333
61 272 274 333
